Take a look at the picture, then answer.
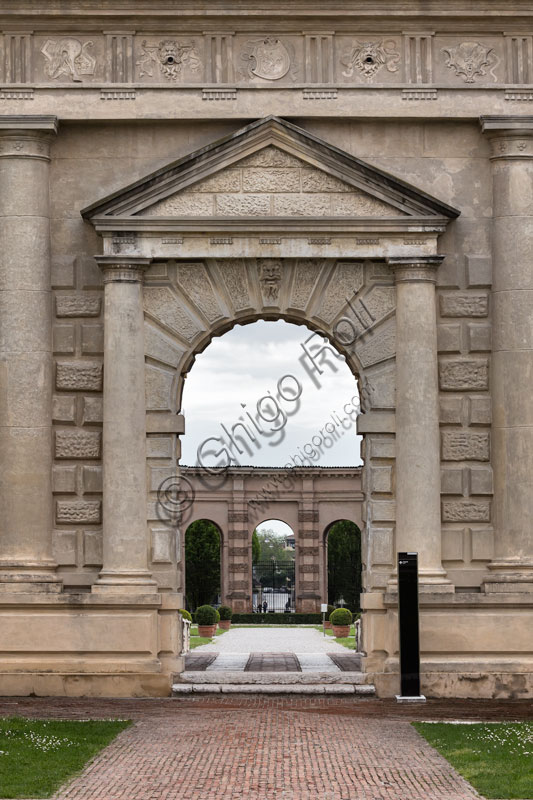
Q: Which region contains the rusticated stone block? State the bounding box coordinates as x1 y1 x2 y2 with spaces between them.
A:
81 324 104 355
55 430 101 459
441 529 464 561
56 362 103 391
228 511 248 522
53 325 75 354
51 259 75 289
470 397 492 426
442 431 490 461
82 465 102 493
465 255 492 288
368 527 393 565
299 546 319 557
229 547 249 556
56 500 101 524
439 359 488 391
83 529 103 566
467 324 491 352
82 396 103 425
439 397 463 425
151 528 177 564
229 562 248 572
440 468 463 495
52 530 78 566
469 466 493 495
56 295 101 317
471 529 494 561
298 510 319 522
442 500 491 522
437 324 461 353
242 168 300 192
299 581 320 591
146 435 173 459
439 294 488 317
52 465 77 494
229 580 249 590
299 564 319 574
52 395 76 424
370 466 392 494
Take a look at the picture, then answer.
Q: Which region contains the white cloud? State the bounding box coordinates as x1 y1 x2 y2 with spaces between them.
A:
181 320 362 467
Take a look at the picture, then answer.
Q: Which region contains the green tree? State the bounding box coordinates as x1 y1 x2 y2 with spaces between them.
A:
327 520 362 611
252 529 261 565
185 519 220 611
256 528 294 562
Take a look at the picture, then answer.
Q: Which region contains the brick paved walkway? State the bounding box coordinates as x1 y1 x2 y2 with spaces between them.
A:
2 697 531 799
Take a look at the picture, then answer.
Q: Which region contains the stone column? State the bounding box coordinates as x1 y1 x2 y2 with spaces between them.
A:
92 256 157 593
388 257 452 591
481 117 533 592
0 116 60 591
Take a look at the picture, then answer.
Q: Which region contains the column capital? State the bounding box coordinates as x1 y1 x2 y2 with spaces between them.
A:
0 116 58 161
480 116 533 159
387 256 444 283
95 255 151 283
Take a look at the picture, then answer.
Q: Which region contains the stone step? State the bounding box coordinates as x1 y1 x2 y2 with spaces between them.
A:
177 671 369 685
172 683 376 695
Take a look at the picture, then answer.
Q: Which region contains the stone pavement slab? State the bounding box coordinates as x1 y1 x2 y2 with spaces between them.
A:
195 626 351 653
244 652 301 672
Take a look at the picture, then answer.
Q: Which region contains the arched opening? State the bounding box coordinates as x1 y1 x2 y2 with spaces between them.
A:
184 519 221 611
325 520 362 613
180 317 363 614
252 519 296 613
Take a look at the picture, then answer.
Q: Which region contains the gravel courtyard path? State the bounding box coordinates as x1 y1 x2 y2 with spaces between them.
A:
195 626 351 653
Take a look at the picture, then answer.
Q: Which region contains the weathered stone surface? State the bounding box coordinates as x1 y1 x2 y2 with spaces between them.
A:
442 500 491 522
439 397 463 425
471 529 494 561
52 465 77 494
53 325 75 354
242 167 300 192
81 324 104 355
465 255 492 288
52 394 76 424
82 396 103 425
82 529 103 567
370 466 392 493
439 359 488 391
442 431 490 461
56 295 101 317
441 528 464 561
82 465 102 493
146 435 173 459
52 530 78 566
467 323 491 352
56 362 103 391
437 324 461 353
56 500 101 524
439 294 488 317
470 396 492 426
440 468 463 495
469 466 493 495
55 430 101 459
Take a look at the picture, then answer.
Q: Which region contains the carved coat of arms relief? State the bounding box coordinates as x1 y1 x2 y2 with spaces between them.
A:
341 40 400 81
442 41 499 83
40 38 96 81
136 39 201 81
241 37 296 80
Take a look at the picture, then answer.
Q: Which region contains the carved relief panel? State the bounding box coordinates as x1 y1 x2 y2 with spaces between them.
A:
34 35 104 82
336 36 402 84
135 37 204 83
235 35 302 84
436 37 504 85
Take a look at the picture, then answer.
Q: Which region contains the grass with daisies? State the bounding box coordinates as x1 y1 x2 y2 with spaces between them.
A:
414 721 533 799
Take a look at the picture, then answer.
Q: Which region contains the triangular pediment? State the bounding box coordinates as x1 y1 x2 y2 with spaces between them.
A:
81 116 460 221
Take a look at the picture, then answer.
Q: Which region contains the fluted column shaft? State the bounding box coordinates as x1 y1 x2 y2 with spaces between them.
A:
481 117 533 592
0 117 60 591
389 257 452 591
92 256 157 593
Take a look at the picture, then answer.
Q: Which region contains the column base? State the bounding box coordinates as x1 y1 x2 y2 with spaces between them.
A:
484 560 533 593
0 561 62 593
388 568 454 594
92 570 159 594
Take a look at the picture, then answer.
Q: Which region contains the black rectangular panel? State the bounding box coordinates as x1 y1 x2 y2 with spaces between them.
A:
398 552 421 697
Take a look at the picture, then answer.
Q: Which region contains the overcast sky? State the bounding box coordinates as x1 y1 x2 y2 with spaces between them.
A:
181 320 362 471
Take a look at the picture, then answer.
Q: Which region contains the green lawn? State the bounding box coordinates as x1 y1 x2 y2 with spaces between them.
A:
414 721 533 799
189 625 227 648
313 624 357 649
0 716 131 799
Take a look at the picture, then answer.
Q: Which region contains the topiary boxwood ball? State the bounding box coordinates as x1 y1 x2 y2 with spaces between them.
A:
179 609 192 622
218 605 233 621
330 607 353 626
195 604 218 626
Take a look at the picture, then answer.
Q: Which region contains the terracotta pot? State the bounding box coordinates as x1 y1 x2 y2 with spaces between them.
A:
198 624 217 637
218 620 231 630
324 621 332 629
332 624 351 638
